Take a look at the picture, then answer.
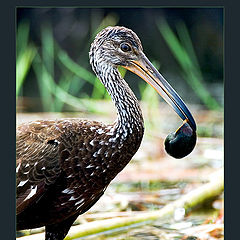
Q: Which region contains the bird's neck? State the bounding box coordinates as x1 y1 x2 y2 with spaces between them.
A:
95 63 144 140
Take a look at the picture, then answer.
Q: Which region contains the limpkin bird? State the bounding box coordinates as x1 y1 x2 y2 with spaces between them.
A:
16 26 196 240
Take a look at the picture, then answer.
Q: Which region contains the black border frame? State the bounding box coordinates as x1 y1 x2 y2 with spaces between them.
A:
2 0 237 239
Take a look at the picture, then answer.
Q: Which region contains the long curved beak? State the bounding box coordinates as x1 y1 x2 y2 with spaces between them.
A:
123 53 196 131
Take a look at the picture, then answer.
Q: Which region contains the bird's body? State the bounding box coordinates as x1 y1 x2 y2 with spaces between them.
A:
17 115 143 237
16 26 196 240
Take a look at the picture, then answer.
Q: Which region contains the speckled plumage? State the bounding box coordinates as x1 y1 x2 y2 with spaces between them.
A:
17 26 145 240
17 118 143 231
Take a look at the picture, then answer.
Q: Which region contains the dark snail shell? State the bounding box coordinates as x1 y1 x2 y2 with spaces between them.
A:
164 122 197 159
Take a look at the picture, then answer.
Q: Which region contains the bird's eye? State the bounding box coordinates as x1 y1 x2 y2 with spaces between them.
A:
120 43 131 52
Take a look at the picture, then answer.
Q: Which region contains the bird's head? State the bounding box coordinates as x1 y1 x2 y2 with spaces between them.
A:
89 26 143 68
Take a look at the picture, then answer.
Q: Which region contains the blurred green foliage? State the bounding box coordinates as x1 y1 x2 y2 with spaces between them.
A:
17 13 119 112
16 9 223 113
156 18 221 110
16 21 36 96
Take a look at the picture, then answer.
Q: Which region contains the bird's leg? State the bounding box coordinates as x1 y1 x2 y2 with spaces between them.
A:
45 213 79 240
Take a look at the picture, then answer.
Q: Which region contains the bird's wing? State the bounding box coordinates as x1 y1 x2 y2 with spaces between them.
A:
16 120 62 214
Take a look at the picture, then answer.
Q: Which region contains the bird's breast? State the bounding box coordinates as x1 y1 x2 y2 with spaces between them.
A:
51 121 144 215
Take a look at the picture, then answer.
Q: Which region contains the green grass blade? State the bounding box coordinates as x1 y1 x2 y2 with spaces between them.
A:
56 44 111 100
33 53 103 113
67 75 86 97
176 21 202 74
40 23 55 111
156 18 221 110
56 46 96 85
16 20 36 97
16 45 36 96
54 70 72 112
54 41 88 100
16 21 30 57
